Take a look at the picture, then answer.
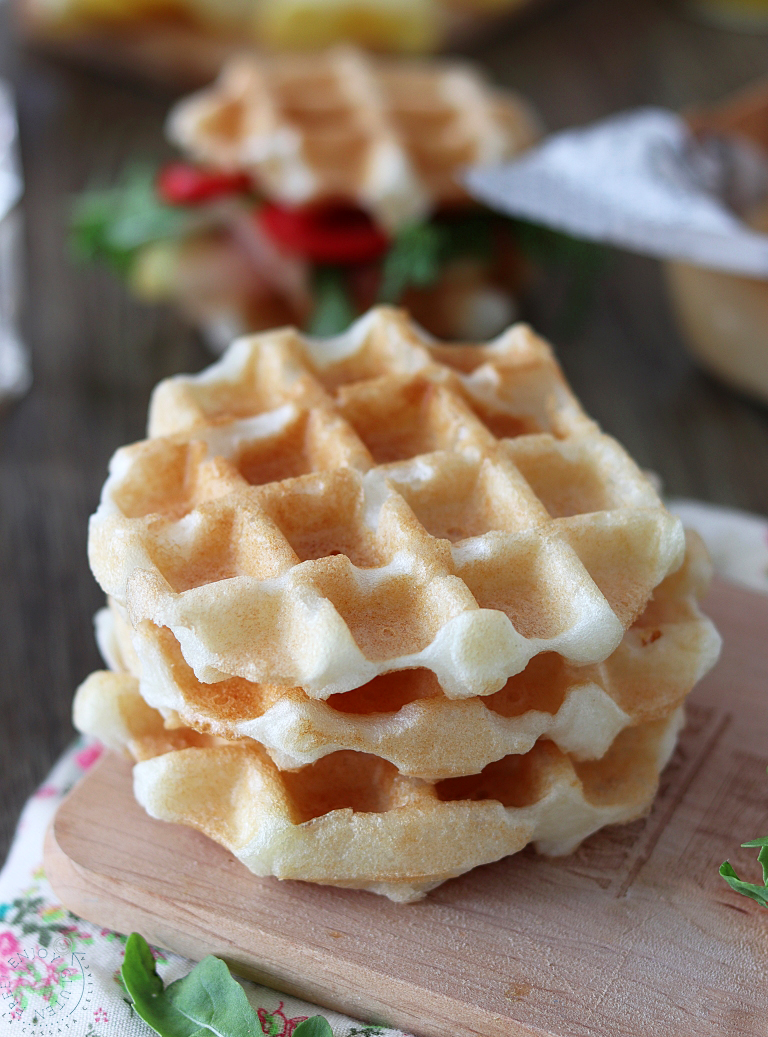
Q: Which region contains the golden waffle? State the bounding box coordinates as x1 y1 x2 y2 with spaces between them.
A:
89 307 686 700
95 532 719 780
74 669 684 902
165 47 541 231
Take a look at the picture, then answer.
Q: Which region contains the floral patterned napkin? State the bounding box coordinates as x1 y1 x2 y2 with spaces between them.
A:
0 740 402 1037
1 500 766 1036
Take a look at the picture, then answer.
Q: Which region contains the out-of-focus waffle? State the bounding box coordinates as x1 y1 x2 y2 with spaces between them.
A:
94 532 719 780
74 669 684 902
166 48 541 231
89 307 686 700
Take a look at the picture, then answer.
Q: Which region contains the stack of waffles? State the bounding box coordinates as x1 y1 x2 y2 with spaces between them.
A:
74 306 721 902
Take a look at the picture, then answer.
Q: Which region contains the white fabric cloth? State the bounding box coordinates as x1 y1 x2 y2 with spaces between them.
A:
669 499 768 594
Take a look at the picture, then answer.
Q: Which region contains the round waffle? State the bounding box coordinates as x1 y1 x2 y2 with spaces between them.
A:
89 308 686 700
74 668 684 902
165 47 541 231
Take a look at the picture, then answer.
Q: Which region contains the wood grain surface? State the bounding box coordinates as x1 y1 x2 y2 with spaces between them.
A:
45 578 768 1037
3 0 768 871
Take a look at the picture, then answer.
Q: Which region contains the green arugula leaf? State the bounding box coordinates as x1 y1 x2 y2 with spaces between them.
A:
720 837 768 908
377 222 445 304
376 211 607 337
293 1018 334 1037
71 165 196 276
122 933 258 1036
719 862 768 908
742 836 768 885
309 268 356 336
122 933 200 1036
378 212 497 306
122 933 333 1037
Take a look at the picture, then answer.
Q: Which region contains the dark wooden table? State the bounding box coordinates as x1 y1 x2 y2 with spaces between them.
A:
2 0 768 864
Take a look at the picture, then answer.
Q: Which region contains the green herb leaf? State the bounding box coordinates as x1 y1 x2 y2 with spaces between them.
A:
720 834 768 909
122 933 333 1037
719 861 768 908
309 268 356 336
122 933 196 1036
741 835 768 886
71 165 196 276
122 932 260 1036
377 222 445 304
378 212 497 306
293 1018 334 1037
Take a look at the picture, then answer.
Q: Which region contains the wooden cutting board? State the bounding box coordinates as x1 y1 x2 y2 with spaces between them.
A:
45 578 768 1037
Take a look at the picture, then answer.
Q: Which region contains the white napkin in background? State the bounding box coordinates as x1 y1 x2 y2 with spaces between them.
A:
465 108 768 277
0 500 764 1036
0 79 30 407
669 499 768 594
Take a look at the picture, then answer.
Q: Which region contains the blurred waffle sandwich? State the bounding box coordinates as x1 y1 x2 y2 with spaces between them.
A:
18 0 551 88
73 306 721 900
72 47 542 349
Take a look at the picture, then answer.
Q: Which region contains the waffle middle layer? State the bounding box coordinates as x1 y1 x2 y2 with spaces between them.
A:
90 531 718 780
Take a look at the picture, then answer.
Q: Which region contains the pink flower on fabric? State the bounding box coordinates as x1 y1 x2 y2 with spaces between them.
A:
75 744 104 770
0 931 20 958
94 1007 108 1023
258 1001 308 1036
43 960 77 987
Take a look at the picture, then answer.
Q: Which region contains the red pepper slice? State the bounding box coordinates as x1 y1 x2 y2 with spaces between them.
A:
258 202 389 265
156 163 252 206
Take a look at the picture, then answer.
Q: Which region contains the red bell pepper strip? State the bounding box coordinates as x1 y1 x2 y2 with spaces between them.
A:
258 202 390 265
157 163 252 206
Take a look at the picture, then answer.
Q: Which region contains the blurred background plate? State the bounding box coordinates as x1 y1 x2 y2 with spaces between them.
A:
14 0 565 90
